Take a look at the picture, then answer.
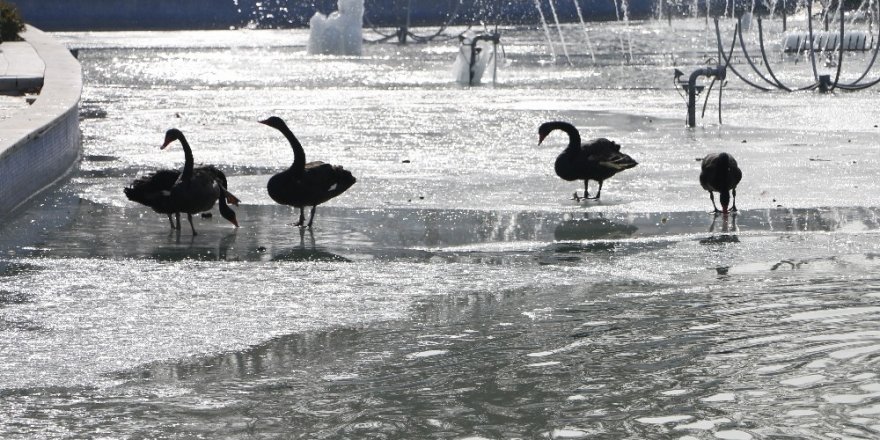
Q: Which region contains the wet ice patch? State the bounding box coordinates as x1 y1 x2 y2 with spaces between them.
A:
637 415 693 424
780 374 825 387
852 404 880 415
0 257 579 389
785 307 880 321
661 389 689 396
674 420 716 430
701 393 736 402
715 430 752 440
823 392 880 404
543 427 590 438
406 350 449 360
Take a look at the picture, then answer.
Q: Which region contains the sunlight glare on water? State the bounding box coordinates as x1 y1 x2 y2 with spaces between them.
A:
1 18 880 439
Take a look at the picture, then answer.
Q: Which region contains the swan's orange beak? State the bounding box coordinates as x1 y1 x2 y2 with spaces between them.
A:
258 119 270 126
538 132 549 145
160 136 174 150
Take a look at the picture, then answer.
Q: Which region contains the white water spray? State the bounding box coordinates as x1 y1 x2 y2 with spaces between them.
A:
307 0 365 56
572 0 597 63
612 0 634 63
533 0 559 63
547 0 574 65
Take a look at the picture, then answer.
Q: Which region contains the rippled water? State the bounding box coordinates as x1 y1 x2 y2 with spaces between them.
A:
2 19 880 438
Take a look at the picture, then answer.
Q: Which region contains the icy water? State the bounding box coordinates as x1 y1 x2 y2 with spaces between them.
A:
2 19 880 438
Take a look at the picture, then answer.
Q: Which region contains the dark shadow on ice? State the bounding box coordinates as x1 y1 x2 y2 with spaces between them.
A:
553 214 638 241
149 231 241 262
271 228 350 262
699 213 739 245
4 195 880 263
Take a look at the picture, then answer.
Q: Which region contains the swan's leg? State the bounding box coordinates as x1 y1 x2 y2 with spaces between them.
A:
167 214 175 230
573 180 589 201
709 192 721 213
306 206 317 228
175 213 182 230
587 181 604 200
293 207 305 227
187 213 198 236
730 188 738 212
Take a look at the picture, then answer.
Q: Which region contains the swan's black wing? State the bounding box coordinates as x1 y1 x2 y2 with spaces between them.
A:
584 138 638 172
124 169 180 209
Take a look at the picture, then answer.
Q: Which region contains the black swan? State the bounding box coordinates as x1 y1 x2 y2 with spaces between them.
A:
259 116 356 228
699 152 742 214
538 121 638 201
124 129 239 235
125 165 239 230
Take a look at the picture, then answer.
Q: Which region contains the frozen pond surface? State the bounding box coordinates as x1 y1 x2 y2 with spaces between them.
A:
2 20 880 438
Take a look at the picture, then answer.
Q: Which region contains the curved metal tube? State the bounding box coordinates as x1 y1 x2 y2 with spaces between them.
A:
701 77 717 119
762 22 820 92
838 1 880 87
828 8 845 92
806 0 820 82
467 33 501 86
737 16 785 88
757 18 793 90
687 67 724 127
715 18 772 91
717 74 723 124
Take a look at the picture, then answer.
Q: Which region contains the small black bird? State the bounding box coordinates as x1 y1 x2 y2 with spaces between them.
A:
699 152 742 214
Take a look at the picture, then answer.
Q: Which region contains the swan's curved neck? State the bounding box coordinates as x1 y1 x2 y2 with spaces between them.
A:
178 134 195 180
555 123 581 151
277 124 306 176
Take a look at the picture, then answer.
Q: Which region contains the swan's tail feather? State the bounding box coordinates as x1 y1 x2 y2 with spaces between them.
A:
225 191 241 206
600 153 638 171
331 166 357 196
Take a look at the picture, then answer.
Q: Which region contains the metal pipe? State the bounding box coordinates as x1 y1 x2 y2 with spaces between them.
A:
468 33 501 86
737 16 785 88
807 0 820 82
757 18 793 90
687 66 725 127
714 18 772 91
829 8 845 92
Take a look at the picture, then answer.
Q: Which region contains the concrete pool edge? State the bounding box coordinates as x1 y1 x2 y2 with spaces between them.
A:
0 25 82 215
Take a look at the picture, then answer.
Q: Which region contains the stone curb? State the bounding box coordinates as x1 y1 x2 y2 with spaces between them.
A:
0 25 82 215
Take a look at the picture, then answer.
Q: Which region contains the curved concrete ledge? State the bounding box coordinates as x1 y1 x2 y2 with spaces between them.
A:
0 25 82 215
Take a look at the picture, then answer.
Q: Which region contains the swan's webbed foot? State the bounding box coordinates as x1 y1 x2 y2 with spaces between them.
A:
572 191 600 201
293 207 306 228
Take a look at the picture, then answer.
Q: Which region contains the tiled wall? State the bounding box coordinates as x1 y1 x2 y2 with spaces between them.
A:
0 26 82 215
0 109 80 213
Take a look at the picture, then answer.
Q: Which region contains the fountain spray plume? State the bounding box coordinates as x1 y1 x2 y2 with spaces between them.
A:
572 0 597 63
612 0 633 63
547 0 574 65
533 0 559 63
